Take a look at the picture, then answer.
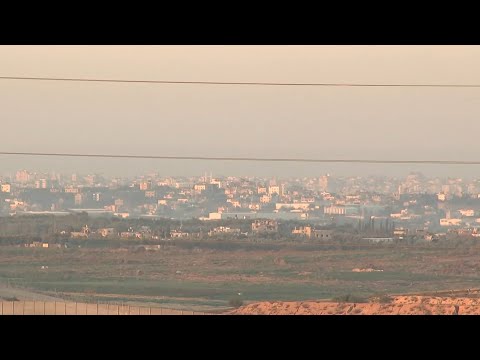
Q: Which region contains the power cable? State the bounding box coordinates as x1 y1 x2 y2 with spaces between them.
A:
2 76 480 87
0 152 479 165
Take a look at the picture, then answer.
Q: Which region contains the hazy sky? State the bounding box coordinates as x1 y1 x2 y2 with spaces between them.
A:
1 45 480 178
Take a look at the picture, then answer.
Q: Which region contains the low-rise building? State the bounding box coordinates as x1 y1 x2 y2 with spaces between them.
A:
459 209 475 217
324 205 345 215
0 183 11 193
252 220 278 233
170 230 189 238
437 193 447 201
145 190 156 198
276 203 310 211
311 229 334 240
98 228 115 237
70 225 90 239
64 187 79 194
208 226 241 236
440 218 462 227
292 226 312 238
362 237 394 244
194 184 207 194
393 227 408 239
70 232 89 238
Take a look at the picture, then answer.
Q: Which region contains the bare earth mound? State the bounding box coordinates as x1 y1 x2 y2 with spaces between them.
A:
228 296 480 315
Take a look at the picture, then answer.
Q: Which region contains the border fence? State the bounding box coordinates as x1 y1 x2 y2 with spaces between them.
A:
0 301 213 315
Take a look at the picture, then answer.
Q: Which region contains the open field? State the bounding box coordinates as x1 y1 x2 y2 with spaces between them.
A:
1 240 480 312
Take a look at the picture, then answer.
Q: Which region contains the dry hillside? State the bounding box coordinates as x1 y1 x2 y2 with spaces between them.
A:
228 295 480 315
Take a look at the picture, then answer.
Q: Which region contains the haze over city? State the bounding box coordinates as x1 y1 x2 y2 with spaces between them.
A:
1 46 480 177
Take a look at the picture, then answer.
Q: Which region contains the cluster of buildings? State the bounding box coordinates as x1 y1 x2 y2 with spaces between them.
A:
67 224 158 240
3 170 480 240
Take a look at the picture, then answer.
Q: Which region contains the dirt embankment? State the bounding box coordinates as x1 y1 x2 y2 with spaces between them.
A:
228 295 480 315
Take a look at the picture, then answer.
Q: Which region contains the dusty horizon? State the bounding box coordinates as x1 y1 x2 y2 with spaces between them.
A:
1 45 480 177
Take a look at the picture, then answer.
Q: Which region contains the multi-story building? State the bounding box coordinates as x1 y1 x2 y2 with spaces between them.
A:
257 186 267 195
260 194 271 203
268 185 280 196
74 193 83 206
35 179 47 189
194 184 206 194
85 175 95 186
15 170 30 183
139 181 150 191
318 175 329 192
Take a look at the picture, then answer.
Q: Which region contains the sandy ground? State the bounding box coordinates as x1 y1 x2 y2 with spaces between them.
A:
228 295 480 315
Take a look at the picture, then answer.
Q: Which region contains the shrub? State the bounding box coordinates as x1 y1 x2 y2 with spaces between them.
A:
333 294 368 303
228 297 244 308
369 294 393 304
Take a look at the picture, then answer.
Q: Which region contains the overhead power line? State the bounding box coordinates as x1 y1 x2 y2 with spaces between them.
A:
1 152 479 165
1 76 480 87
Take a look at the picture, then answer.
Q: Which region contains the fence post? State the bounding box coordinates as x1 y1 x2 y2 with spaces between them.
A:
1 301 3 315
43 301 45 315
13 301 15 315
96 303 99 315
149 307 151 315
54 301 56 315
64 302 67 315
75 302 78 315
23 301 25 315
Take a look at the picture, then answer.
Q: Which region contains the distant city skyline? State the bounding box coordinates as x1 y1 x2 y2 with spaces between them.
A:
3 163 480 179
2 168 480 234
